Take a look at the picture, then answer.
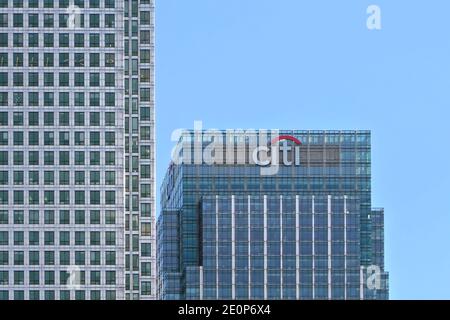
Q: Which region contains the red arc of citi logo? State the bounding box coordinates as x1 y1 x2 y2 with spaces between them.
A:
271 135 302 145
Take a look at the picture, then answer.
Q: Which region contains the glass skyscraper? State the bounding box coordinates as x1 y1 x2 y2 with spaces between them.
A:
158 129 389 300
0 0 155 300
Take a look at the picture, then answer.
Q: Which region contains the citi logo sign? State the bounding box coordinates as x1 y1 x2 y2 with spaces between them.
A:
170 121 303 176
253 135 302 176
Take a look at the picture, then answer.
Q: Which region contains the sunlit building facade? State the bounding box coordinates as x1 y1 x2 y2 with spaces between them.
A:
0 0 156 300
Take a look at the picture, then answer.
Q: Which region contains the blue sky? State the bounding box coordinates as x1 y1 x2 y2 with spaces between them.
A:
156 0 450 299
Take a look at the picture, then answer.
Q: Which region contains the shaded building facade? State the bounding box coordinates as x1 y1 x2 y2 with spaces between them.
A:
158 129 389 300
123 0 156 300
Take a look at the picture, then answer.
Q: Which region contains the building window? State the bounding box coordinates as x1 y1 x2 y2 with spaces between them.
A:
88 171 99 185
75 251 85 265
90 271 101 285
105 53 115 67
105 271 116 285
59 112 70 125
0 53 7 67
90 191 100 205
141 222 152 236
14 271 24 285
0 14 7 28
28 92 38 106
105 171 115 185
29 251 39 265
44 33 54 47
90 210 100 224
43 92 53 106
59 210 70 225
105 92 115 106
89 33 100 47
140 88 151 102
75 191 85 204
59 0 70 9
43 191 54 205
75 232 85 246
0 34 7 47
90 251 101 265
29 132 39 145
105 251 115 265
28 171 38 184
89 73 99 86
59 132 70 145
89 92 99 106
13 14 23 27
0 251 8 265
105 132 115 146
105 231 116 245
60 231 70 245
141 243 151 257
90 132 100 146
0 72 8 87
75 171 85 186
141 11 151 25
44 271 55 285
75 210 85 224
13 33 23 48
0 271 8 285
75 132 85 146
105 151 115 165
75 291 85 301
75 52 84 65
29 231 39 245
59 151 70 165
90 231 100 245
0 152 7 166
44 0 54 8
105 73 115 87
74 92 84 106
28 54 38 68
105 0 115 8
105 210 115 224
59 191 70 205
105 112 115 126
59 72 69 86
141 282 152 296
89 53 100 67
105 34 115 47
13 191 24 205
14 251 24 265
29 112 39 126
29 190 40 204
60 251 70 265
105 14 115 28
0 132 7 145
74 151 85 165
28 33 39 47
74 73 84 86
89 14 100 28
44 14 54 27
90 152 100 165
59 33 69 47
59 53 69 66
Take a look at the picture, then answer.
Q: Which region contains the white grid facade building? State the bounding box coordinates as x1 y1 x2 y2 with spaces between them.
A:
0 0 126 300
